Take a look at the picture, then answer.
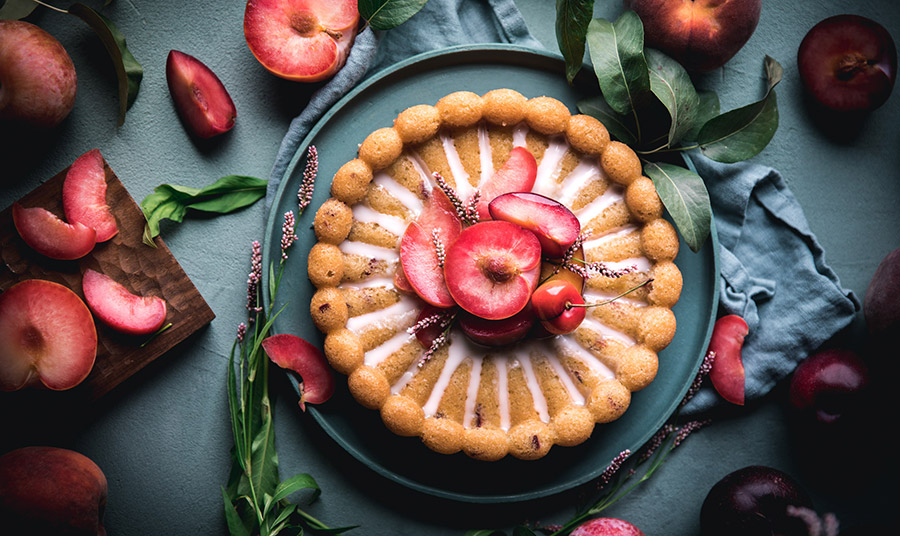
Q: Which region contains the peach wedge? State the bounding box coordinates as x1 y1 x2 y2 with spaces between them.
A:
82 269 167 337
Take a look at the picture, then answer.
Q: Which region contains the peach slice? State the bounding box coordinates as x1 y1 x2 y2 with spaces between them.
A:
243 0 360 83
400 189 462 308
262 333 335 410
166 50 237 138
12 202 96 260
82 269 167 336
489 191 581 259
0 279 97 391
476 146 538 220
707 314 749 405
62 149 118 242
444 220 542 320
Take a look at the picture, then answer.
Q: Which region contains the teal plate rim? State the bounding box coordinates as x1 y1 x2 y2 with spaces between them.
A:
263 43 720 504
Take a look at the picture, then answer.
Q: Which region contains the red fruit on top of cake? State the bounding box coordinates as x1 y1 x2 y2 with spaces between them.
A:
444 220 542 320
243 0 359 83
489 191 581 258
399 188 462 308
0 279 97 391
475 146 538 220
82 269 167 336
262 333 335 410
458 304 536 346
12 203 96 260
531 278 587 335
62 148 118 242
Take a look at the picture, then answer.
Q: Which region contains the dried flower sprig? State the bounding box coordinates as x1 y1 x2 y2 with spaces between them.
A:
408 309 457 367
225 146 352 536
297 145 318 212
431 228 446 268
433 172 479 226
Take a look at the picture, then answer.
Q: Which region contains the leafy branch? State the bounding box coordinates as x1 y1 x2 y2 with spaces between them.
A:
358 0 429 31
558 9 782 253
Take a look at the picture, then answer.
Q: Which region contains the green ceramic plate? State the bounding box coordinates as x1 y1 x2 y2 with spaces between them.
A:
263 44 720 504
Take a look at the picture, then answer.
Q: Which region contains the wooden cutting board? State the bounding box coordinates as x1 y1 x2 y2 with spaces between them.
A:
0 153 215 406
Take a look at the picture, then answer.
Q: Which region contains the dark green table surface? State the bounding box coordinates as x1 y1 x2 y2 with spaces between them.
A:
2 1 898 534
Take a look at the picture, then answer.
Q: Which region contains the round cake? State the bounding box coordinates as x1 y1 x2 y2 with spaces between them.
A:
308 89 682 461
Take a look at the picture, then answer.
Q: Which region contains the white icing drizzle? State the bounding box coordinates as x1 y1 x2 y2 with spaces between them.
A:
346 295 418 335
364 330 415 368
545 351 585 406
583 224 639 250
557 158 602 206
495 356 511 431
408 151 435 195
440 132 475 201
477 123 493 187
463 357 483 428
583 288 647 308
338 241 398 263
600 256 652 273
532 136 568 197
575 183 625 226
512 123 529 147
580 315 636 346
339 276 394 290
422 331 472 417
373 172 423 214
554 335 616 380
351 204 408 237
515 348 551 423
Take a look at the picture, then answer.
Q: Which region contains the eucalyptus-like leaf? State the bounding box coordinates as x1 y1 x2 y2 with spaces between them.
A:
644 161 711 253
586 11 651 118
577 96 637 145
645 48 701 147
67 3 142 126
358 0 429 31
273 473 321 503
555 0 595 84
683 90 720 141
697 56 782 163
0 0 37 19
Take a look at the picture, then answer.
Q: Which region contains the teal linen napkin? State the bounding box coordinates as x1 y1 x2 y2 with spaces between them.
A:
266 0 859 414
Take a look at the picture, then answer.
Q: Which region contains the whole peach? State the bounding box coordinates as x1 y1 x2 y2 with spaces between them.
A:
0 20 77 128
625 0 762 72
0 446 107 535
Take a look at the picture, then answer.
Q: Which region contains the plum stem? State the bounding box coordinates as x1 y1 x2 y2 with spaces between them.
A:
30 0 68 14
565 278 653 310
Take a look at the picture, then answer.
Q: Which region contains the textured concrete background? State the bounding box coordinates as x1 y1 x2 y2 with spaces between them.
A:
2 1 898 534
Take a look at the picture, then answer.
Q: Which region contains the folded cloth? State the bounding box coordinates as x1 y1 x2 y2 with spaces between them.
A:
266 0 859 414
682 154 859 414
265 0 542 207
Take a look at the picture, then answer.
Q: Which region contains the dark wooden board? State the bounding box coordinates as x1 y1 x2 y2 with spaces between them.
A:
0 154 215 405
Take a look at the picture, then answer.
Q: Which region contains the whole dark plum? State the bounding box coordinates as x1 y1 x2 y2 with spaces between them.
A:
700 465 813 536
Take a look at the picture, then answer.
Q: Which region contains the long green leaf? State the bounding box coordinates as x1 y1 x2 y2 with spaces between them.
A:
272 473 321 503
644 161 711 253
249 397 280 502
358 0 429 30
68 3 142 126
555 0 595 84
0 0 38 19
227 340 247 472
697 56 782 163
577 96 637 145
222 487 253 536
645 48 700 147
586 11 651 118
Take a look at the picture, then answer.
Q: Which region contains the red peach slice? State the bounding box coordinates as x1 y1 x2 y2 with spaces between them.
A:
458 304 535 346
707 314 749 405
400 189 462 308
0 279 97 391
476 147 538 220
166 50 237 138
12 202 96 260
82 269 167 336
62 149 118 242
243 0 359 83
262 333 335 410
444 220 542 320
489 191 581 259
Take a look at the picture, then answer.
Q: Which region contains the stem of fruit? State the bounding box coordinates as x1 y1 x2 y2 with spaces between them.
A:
30 0 68 14
565 278 653 310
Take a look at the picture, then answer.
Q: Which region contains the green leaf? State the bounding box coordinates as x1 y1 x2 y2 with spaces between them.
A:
222 487 252 536
577 96 637 145
697 56 782 163
586 11 651 118
464 531 507 536
140 175 267 245
67 3 143 126
249 397 280 500
359 0 429 31
0 0 38 19
645 48 701 147
644 161 711 253
683 90 720 141
555 0 595 84
273 473 321 503
227 340 247 473
512 527 538 536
